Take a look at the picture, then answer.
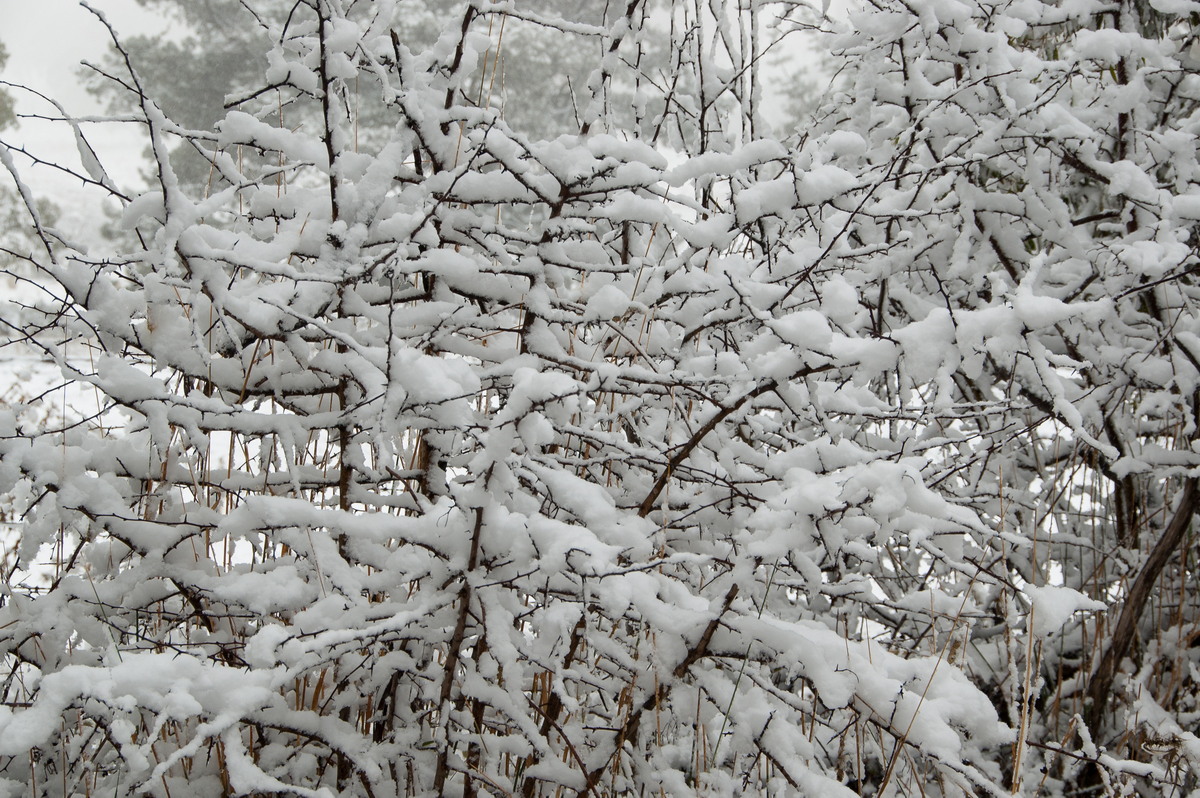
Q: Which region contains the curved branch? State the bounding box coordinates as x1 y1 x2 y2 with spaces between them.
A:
1086 477 1199 733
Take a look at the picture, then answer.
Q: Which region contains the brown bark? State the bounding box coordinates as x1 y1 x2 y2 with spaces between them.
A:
1085 477 1198 733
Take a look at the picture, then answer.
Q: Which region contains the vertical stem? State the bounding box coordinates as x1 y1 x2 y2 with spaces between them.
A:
434 501 487 796
316 0 340 222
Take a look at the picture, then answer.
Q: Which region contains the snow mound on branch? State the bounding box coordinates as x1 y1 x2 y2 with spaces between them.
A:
1024 585 1106 636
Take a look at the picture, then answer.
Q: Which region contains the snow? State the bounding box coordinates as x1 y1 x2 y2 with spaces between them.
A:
1151 0 1200 12
735 176 797 223
4 0 1198 794
824 130 867 159
796 165 857 205
1072 29 1163 62
1024 585 1106 637
1100 160 1160 202
770 309 833 350
217 111 330 168
585 283 630 320
665 139 788 186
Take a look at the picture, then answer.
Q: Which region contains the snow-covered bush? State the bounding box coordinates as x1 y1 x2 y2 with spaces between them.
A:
5 0 1200 796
